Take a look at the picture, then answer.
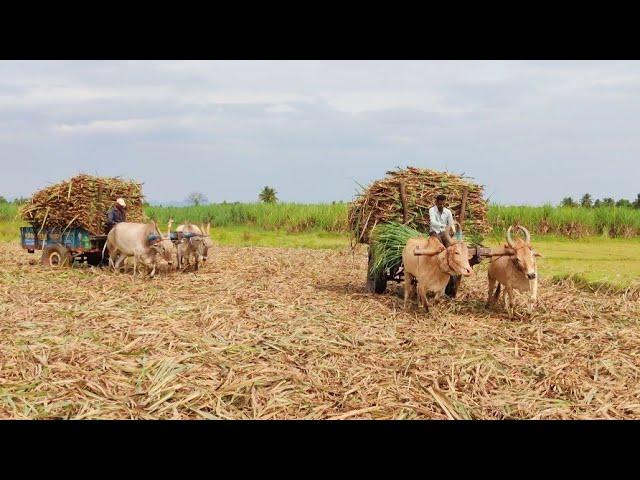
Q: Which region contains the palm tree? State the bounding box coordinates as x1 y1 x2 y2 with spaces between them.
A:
601 197 615 207
259 186 278 204
580 193 593 208
560 197 576 207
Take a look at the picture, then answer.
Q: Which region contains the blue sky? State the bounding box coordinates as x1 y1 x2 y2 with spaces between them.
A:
0 60 639 205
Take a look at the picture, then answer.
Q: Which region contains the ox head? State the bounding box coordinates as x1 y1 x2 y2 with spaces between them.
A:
149 222 175 268
198 222 213 262
505 226 542 280
445 241 473 277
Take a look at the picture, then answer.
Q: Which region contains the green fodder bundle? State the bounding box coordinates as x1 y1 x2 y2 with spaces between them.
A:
369 222 423 276
348 167 490 244
20 174 146 235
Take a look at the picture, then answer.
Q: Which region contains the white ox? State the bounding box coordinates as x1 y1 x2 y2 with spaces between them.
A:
102 222 173 277
487 225 542 316
175 221 212 271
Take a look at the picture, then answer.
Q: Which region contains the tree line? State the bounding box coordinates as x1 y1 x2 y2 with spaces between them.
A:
0 196 28 205
561 193 640 208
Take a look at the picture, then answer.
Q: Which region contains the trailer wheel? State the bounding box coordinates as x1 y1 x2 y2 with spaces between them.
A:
41 244 71 267
367 249 387 294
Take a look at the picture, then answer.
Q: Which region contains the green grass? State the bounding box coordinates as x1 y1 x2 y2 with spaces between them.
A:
210 226 349 249
145 202 349 233
488 205 640 237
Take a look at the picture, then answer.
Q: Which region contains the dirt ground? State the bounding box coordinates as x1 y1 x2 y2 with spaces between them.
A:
1 242 639 419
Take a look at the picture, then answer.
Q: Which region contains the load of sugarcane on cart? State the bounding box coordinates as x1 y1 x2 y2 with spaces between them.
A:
348 167 517 297
17 174 202 268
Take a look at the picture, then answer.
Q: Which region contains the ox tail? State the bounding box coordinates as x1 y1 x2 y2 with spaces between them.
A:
101 240 108 263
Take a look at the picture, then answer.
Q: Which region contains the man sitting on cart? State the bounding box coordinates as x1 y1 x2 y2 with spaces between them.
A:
106 198 127 233
429 194 456 246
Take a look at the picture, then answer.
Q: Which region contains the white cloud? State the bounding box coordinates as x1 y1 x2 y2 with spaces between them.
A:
1 60 640 204
53 117 166 134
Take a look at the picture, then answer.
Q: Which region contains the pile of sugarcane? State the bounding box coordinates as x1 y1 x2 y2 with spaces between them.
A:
20 174 146 235
348 166 490 244
369 222 422 276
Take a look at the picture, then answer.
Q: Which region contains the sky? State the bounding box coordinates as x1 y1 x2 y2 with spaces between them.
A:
0 60 639 205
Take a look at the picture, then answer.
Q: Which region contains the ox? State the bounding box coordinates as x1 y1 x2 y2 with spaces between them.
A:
487 225 542 316
102 222 173 276
175 221 205 271
402 232 473 312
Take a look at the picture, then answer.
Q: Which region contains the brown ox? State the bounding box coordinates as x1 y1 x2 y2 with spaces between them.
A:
487 226 542 316
402 234 473 312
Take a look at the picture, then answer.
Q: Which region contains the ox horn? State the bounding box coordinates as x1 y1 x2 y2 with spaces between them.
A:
518 225 531 245
506 226 516 249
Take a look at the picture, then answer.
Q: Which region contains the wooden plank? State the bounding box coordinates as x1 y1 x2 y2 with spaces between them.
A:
399 181 408 224
458 187 468 225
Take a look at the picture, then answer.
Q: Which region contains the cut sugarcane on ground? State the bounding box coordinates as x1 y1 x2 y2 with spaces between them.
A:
20 174 147 236
348 167 490 245
1 241 638 419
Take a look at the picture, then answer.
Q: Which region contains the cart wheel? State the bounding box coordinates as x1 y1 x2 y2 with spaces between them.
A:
367 249 387 294
41 244 71 267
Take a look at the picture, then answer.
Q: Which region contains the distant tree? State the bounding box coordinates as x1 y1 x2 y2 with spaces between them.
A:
0 195 7 204
560 197 576 207
616 198 632 208
634 194 640 209
259 186 278 204
186 192 208 206
601 197 615 207
593 199 602 208
580 193 593 208
12 196 27 204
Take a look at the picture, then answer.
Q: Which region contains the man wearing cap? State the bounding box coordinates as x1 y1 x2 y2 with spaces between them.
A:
106 198 127 233
429 194 456 247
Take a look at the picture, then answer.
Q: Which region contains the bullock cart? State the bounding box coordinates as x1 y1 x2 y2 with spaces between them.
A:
354 168 492 296
20 226 202 268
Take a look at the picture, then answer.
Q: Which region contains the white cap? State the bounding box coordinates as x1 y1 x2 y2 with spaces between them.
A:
116 198 126 207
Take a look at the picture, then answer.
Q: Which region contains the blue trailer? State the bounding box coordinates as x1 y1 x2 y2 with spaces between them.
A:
20 226 108 267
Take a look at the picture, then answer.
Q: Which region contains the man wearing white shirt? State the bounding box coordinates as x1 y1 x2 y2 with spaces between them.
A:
429 194 455 247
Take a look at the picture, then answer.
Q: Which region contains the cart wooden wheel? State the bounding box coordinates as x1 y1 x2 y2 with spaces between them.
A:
367 248 387 294
41 244 71 267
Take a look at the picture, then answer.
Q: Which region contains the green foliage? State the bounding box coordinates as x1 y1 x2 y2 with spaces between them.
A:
0 203 19 222
259 186 278 204
488 204 640 238
369 222 422 276
580 193 593 208
145 202 349 233
560 197 576 207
